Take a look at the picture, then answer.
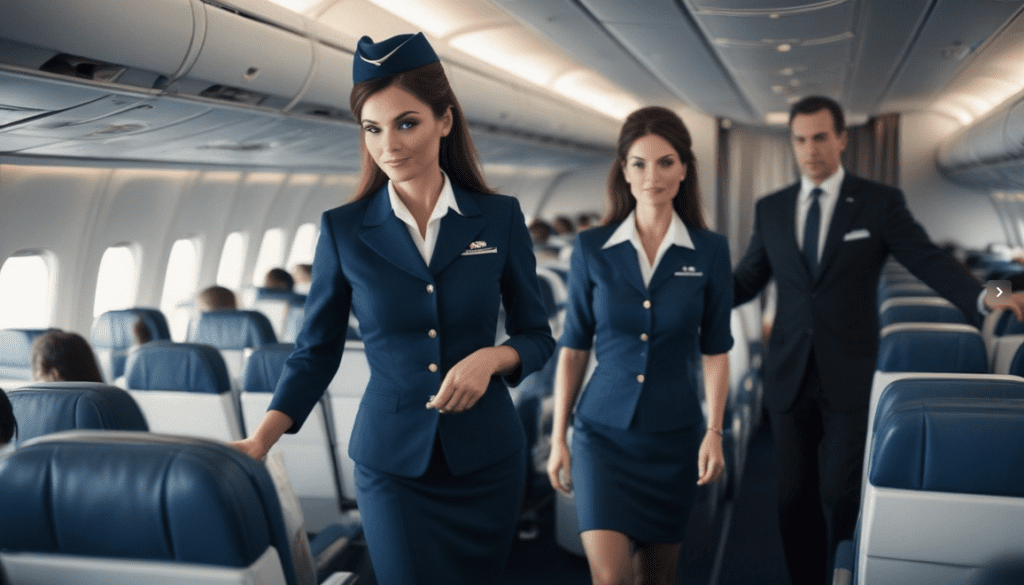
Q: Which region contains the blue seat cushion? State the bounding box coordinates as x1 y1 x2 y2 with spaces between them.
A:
124 341 231 394
191 310 277 350
242 343 295 393
10 383 148 441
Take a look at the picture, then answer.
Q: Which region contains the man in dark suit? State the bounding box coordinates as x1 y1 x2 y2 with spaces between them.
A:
733 95 1024 585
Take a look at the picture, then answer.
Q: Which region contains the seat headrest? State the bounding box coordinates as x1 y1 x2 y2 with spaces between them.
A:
0 329 49 378
253 288 303 306
242 343 295 393
996 310 1024 336
877 326 987 373
124 341 231 394
869 398 1024 497
91 308 170 349
879 304 968 327
874 377 1024 433
9 382 148 441
191 311 277 350
0 431 297 585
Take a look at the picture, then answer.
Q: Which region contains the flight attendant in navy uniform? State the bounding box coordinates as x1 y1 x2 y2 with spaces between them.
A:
234 32 554 585
547 106 732 585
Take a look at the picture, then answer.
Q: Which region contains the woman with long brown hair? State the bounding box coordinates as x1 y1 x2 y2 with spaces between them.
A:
234 32 553 584
547 106 732 585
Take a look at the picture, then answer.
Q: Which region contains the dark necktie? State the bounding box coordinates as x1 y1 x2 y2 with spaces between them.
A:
803 187 823 274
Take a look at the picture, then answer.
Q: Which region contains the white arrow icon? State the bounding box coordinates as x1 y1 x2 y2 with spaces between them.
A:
997 287 1004 298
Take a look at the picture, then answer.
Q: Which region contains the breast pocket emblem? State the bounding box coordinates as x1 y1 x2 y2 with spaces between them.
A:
461 240 497 255
674 265 703 277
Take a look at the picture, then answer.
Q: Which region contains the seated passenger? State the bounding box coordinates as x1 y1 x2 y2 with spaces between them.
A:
292 263 313 295
0 389 16 446
132 317 153 345
30 330 104 383
529 219 559 261
197 285 237 312
263 268 294 292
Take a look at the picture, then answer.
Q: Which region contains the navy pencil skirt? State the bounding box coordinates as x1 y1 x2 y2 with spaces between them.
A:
572 416 703 544
354 433 526 585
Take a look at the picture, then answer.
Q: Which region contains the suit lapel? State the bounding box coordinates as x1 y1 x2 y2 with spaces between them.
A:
648 245 692 292
428 185 486 275
358 186 433 282
602 242 646 295
816 176 866 284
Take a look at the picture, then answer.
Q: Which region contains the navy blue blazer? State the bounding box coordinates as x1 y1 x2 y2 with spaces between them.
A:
733 174 983 412
560 221 734 432
269 184 554 477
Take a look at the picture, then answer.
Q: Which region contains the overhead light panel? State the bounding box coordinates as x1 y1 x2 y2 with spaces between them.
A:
553 70 641 120
764 112 789 125
264 0 324 14
450 28 575 87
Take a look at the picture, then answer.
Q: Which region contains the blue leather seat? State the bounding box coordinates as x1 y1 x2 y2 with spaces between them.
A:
241 344 351 532
191 310 277 388
878 298 969 327
91 308 170 382
0 329 49 383
124 341 243 441
8 382 147 442
876 323 986 374
0 431 357 585
836 392 1024 584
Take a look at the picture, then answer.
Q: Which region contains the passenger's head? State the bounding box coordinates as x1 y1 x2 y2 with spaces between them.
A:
263 268 294 291
552 216 575 235
197 285 237 312
30 330 104 383
789 95 847 184
0 389 15 446
292 263 312 285
132 317 153 345
349 32 493 201
605 106 706 230
529 219 552 245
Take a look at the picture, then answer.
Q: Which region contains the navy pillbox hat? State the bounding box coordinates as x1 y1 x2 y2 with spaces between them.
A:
353 32 440 84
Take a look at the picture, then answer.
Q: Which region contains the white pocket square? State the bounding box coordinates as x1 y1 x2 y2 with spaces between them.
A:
843 229 870 242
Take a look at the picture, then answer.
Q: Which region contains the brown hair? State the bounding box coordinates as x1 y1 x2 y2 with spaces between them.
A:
197 285 237 312
30 330 104 383
604 106 707 230
349 62 494 201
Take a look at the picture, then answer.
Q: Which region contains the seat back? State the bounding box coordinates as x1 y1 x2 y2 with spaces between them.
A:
241 344 348 532
876 282 935 308
8 382 148 442
191 310 278 386
91 308 171 382
0 329 49 387
858 396 1024 584
0 431 304 585
124 341 242 441
878 297 968 327
876 323 986 374
327 341 371 500
535 266 568 338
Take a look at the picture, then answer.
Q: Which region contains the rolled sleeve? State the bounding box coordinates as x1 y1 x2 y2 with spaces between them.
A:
559 236 596 351
499 199 555 386
700 235 735 355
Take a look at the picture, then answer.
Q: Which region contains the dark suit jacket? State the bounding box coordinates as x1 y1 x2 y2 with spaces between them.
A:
561 222 734 431
270 184 554 477
733 174 983 412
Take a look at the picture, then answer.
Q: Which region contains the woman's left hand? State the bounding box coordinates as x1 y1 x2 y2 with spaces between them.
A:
427 347 510 414
696 430 726 485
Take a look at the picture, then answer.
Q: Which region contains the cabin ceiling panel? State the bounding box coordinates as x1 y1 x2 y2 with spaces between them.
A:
489 0 682 107
880 0 1024 112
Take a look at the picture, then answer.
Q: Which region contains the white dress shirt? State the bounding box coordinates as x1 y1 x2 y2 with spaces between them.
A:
602 209 695 288
388 171 461 264
795 166 845 262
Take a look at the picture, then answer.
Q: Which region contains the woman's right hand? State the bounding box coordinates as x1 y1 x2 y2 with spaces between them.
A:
547 440 573 494
231 436 270 460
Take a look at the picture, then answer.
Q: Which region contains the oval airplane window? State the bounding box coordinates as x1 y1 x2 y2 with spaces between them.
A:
93 243 140 318
287 222 317 268
252 228 285 287
217 231 248 290
0 251 56 329
160 238 200 341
